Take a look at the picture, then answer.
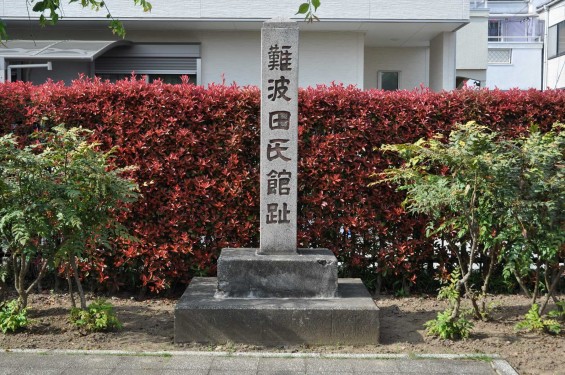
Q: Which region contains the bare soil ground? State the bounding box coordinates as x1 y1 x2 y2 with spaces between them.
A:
0 292 563 375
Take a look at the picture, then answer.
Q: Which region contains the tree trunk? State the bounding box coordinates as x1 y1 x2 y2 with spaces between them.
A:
539 264 564 315
449 280 465 323
12 254 48 311
480 245 498 320
13 253 28 310
531 259 541 305
448 239 481 318
460 240 481 319
24 259 48 299
70 256 87 310
67 272 76 309
514 269 531 298
373 273 382 297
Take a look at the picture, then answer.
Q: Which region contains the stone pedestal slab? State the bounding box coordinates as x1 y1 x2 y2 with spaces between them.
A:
174 277 380 345
216 248 338 298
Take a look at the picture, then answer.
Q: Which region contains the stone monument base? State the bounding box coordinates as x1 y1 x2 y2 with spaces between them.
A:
216 248 338 298
174 277 380 345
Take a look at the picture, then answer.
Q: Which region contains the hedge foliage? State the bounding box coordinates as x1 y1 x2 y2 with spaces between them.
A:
1 79 564 293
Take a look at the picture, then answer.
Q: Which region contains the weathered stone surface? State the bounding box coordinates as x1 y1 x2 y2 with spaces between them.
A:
260 18 299 254
174 278 380 345
216 248 338 298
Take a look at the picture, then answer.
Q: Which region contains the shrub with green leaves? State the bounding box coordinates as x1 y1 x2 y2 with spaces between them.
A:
425 309 474 340
547 302 565 322
424 268 474 340
70 299 122 332
516 303 561 335
375 122 515 321
501 124 565 315
0 299 28 333
0 125 138 312
374 122 564 323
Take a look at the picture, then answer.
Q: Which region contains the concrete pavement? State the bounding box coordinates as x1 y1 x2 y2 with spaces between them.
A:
0 350 518 375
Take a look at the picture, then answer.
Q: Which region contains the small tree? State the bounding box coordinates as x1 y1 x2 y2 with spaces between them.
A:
373 121 565 336
0 132 54 309
502 124 565 315
0 125 138 311
373 122 512 322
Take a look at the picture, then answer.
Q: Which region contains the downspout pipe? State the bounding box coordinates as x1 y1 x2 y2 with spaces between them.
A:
542 4 549 90
6 61 52 82
0 58 5 83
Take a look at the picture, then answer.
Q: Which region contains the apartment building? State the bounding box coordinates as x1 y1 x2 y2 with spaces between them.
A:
538 0 565 89
487 0 545 89
456 0 545 90
0 0 470 90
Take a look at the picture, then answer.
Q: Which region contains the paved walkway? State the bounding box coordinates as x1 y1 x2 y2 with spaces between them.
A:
0 350 518 375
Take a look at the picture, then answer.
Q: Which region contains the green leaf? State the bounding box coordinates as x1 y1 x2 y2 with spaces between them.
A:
32 1 46 12
529 123 540 134
312 0 321 11
0 21 7 42
296 3 310 14
109 19 126 38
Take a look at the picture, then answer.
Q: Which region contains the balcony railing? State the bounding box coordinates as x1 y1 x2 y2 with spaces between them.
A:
488 35 543 42
470 0 488 9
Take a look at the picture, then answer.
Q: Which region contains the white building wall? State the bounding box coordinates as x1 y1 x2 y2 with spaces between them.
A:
486 44 543 89
3 29 365 88
299 32 364 88
429 32 457 91
547 56 565 89
547 2 565 25
1 0 469 20
488 1 534 15
364 47 428 89
198 31 364 87
456 10 488 70
538 0 565 90
197 32 260 86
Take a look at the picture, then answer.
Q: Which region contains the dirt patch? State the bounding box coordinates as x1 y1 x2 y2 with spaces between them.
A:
0 292 563 375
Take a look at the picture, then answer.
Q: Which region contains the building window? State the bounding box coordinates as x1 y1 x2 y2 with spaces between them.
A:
378 71 399 91
548 21 565 59
488 20 503 42
95 43 201 84
488 49 512 64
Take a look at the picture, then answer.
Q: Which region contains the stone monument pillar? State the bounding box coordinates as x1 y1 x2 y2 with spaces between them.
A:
259 18 298 255
174 18 379 346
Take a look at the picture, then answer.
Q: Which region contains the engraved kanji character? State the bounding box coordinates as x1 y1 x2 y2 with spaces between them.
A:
267 76 291 102
266 203 291 224
267 169 292 195
268 45 293 71
269 111 291 130
267 139 291 161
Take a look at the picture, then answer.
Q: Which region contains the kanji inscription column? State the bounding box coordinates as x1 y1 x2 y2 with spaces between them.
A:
259 18 299 254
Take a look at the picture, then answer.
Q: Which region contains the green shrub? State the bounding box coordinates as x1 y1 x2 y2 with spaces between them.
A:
516 304 561 335
0 125 138 311
70 299 122 332
423 268 474 340
547 301 565 321
425 309 474 340
0 299 28 333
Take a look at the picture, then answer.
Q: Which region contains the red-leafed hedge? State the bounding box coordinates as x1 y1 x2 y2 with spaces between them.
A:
1 79 564 293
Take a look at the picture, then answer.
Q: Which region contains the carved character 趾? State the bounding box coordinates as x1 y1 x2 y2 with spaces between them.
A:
266 202 291 224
